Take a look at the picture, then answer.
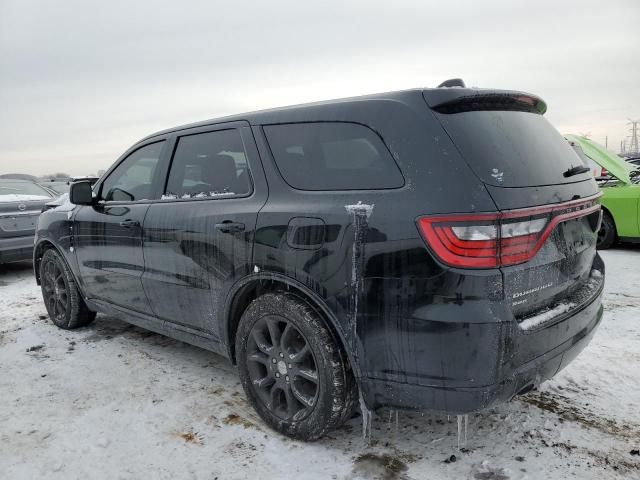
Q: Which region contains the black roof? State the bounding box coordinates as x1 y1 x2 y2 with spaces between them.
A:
138 85 546 145
139 88 425 144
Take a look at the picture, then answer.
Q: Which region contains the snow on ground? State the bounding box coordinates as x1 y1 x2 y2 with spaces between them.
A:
1 250 639 480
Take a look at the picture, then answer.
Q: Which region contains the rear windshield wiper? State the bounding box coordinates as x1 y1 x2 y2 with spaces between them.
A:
563 165 591 178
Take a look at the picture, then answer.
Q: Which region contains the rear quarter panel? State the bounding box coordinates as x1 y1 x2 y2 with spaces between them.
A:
250 91 502 388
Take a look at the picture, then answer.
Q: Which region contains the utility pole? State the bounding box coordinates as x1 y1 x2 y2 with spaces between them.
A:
627 119 640 154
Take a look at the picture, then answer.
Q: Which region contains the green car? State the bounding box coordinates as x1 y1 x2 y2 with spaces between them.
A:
566 134 640 249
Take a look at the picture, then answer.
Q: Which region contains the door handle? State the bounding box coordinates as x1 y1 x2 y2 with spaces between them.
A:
215 221 245 233
119 219 141 228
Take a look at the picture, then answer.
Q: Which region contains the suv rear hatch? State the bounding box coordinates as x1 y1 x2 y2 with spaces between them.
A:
422 88 603 333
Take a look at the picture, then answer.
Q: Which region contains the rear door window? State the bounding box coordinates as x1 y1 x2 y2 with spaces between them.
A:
164 129 251 199
264 122 404 190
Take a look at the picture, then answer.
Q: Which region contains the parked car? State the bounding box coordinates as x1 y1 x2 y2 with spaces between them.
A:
39 179 71 196
566 134 640 249
0 173 38 181
0 179 54 264
35 83 605 440
625 155 640 167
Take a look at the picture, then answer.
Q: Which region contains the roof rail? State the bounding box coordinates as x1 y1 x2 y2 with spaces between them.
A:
437 78 466 88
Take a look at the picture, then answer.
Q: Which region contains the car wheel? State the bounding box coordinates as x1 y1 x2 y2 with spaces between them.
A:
236 291 357 441
40 248 96 329
597 212 616 250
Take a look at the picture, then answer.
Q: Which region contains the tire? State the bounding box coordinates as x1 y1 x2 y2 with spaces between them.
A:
236 292 357 441
597 211 616 250
39 248 96 329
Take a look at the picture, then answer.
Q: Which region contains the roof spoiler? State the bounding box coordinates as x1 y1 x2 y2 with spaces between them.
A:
424 86 547 115
437 78 466 88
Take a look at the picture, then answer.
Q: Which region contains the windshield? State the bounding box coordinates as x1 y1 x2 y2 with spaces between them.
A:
435 111 594 187
46 182 70 194
0 181 53 199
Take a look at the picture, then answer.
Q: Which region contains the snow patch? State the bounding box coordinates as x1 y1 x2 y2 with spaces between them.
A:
162 191 236 200
344 201 374 219
490 168 504 183
519 301 576 331
0 194 50 202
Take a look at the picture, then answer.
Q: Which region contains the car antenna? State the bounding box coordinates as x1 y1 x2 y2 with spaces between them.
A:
437 78 466 88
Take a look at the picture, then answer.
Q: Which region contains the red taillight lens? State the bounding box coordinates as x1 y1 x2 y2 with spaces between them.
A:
416 197 601 269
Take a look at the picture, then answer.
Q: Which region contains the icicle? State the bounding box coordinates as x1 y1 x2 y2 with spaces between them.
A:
464 414 468 447
386 409 399 434
394 409 399 434
359 394 372 443
456 414 469 450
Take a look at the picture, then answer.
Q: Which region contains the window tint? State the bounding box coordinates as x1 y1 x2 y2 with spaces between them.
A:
435 111 593 187
165 129 251 199
101 142 164 201
570 143 600 177
263 122 404 190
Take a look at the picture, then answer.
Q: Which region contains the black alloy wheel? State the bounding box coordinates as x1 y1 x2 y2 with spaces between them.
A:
236 292 357 440
245 315 319 421
41 257 69 324
596 212 616 250
39 248 96 329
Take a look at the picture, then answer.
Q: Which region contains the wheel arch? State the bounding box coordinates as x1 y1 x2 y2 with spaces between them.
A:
34 240 58 285
33 240 79 288
601 206 618 235
222 272 361 380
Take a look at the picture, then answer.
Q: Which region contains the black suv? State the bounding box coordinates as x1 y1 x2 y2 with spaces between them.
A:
35 82 605 440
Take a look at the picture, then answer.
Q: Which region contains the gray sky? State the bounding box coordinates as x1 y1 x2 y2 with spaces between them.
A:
1 0 639 176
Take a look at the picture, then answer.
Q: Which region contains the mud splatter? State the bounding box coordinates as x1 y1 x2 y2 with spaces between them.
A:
521 391 640 439
603 292 640 311
223 413 255 429
351 453 408 480
177 430 204 445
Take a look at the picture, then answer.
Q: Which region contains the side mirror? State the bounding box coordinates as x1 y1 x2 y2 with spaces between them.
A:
69 181 94 205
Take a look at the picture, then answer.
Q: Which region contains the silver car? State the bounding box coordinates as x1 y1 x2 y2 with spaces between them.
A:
0 179 53 264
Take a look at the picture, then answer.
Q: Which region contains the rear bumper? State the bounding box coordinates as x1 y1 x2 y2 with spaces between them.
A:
0 235 35 263
361 278 604 413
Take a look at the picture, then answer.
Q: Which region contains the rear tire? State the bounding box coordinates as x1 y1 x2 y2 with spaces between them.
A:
597 212 616 250
40 249 96 329
236 292 357 441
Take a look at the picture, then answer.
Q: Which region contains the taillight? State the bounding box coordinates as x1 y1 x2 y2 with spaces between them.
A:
601 167 608 177
416 196 601 269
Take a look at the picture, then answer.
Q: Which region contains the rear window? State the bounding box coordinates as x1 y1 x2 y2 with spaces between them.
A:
264 122 404 190
0 181 52 198
435 111 593 187
569 143 601 178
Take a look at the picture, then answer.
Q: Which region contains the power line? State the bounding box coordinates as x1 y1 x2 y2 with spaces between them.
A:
627 119 640 154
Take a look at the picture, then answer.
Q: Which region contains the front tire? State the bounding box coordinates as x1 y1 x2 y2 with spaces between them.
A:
236 292 357 440
40 249 96 329
597 211 616 250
